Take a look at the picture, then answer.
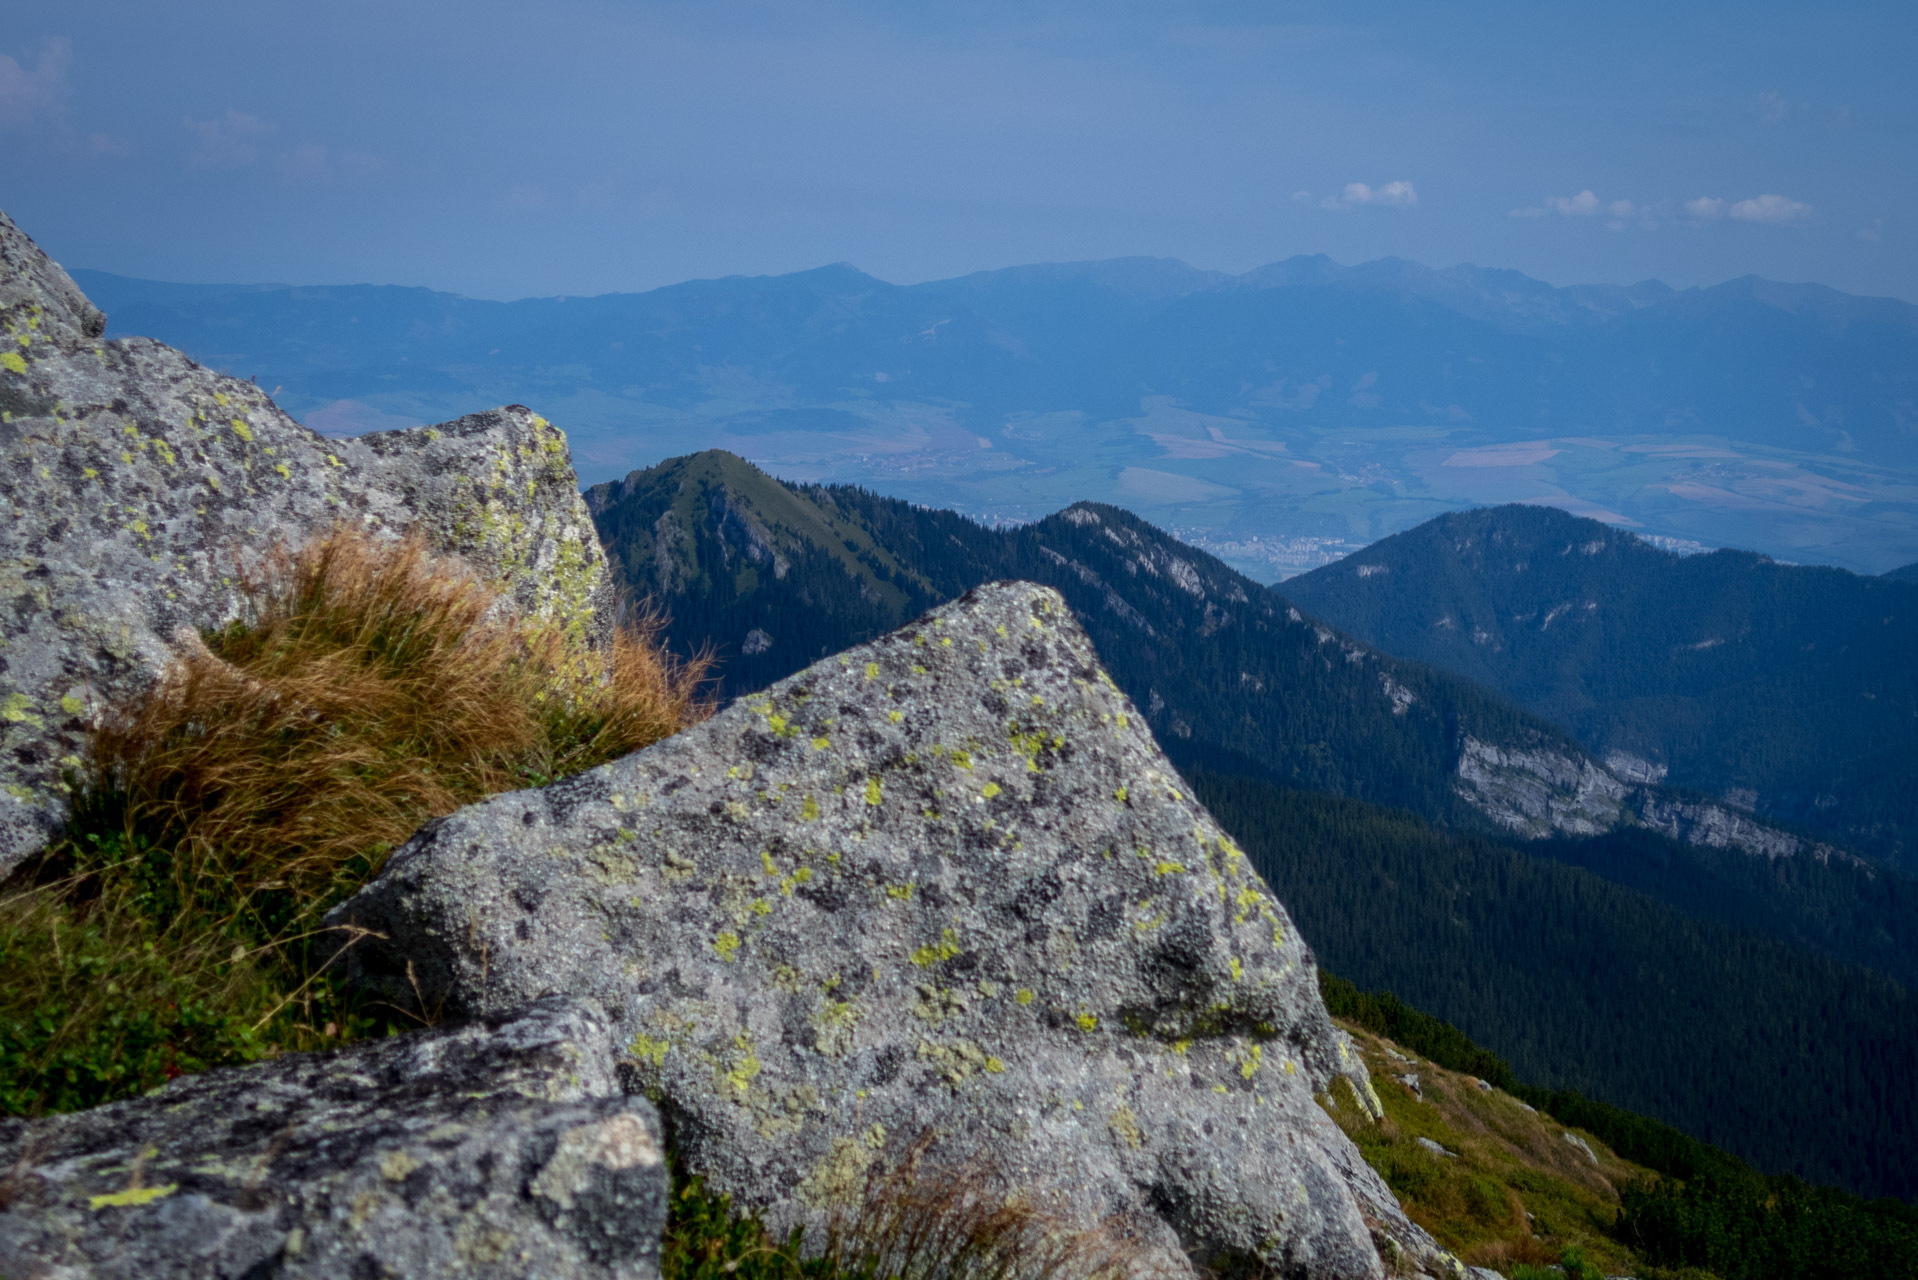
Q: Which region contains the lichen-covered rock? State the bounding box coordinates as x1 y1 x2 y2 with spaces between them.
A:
0 209 612 874
333 582 1457 1279
0 997 666 1280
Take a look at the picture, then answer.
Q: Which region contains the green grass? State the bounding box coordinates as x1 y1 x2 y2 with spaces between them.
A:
1322 1022 1648 1277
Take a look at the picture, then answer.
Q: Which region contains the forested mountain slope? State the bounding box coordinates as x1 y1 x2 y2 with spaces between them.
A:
589 451 1589 826
1195 777 1918 1202
1885 560 1918 584
1283 504 1918 870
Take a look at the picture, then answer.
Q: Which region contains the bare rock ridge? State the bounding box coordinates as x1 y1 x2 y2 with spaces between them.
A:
333 581 1458 1279
0 997 668 1280
0 208 613 875
1454 736 1851 864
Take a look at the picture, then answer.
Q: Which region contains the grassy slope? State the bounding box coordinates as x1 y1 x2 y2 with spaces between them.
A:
1328 1022 1649 1277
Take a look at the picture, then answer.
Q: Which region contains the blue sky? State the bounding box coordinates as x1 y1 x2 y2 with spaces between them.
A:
3 1 1913 300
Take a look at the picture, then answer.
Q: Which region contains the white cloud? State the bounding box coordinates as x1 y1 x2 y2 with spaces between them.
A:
1289 189 1312 203
1685 196 1726 222
1729 193 1811 223
0 36 70 128
1513 190 1632 220
277 142 383 185
1321 180 1416 210
185 110 275 170
86 131 130 157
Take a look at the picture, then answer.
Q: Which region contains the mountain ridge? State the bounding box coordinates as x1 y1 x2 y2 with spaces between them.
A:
1283 503 1918 870
74 249 1918 576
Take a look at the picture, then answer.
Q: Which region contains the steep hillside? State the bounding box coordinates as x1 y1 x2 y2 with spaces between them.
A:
1194 776 1918 1203
1283 504 1918 869
1886 560 1918 584
588 452 1592 828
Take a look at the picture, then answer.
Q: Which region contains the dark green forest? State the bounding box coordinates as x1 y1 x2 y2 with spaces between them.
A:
1283 503 1918 870
1198 775 1918 1201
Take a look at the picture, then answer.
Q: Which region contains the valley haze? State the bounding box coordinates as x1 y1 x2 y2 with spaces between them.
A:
78 253 1918 580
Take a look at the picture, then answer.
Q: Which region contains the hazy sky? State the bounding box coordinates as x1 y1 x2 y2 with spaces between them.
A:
4 1 1913 300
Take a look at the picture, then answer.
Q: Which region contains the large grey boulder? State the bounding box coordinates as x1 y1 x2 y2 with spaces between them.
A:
0 209 612 874
0 997 667 1280
333 581 1459 1279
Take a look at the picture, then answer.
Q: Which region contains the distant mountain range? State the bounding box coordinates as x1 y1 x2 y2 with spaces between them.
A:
584 451 1918 1199
1285 504 1918 868
74 254 1918 576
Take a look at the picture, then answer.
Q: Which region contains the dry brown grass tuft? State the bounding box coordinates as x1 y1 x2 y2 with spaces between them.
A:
664 1132 1173 1280
88 525 708 924
2 524 708 1117
821 1135 1166 1280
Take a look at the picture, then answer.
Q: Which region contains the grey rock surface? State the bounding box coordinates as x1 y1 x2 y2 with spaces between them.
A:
1454 736 1629 838
0 997 666 1280
334 581 1458 1280
0 209 612 874
1456 735 1843 865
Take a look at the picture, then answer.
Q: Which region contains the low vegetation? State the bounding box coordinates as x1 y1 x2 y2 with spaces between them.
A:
0 526 708 1116
1324 972 1918 1280
662 1137 1156 1280
1321 1015 1645 1276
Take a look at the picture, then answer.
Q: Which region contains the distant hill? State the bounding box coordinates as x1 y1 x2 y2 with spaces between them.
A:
1886 560 1918 584
74 255 1918 575
1283 504 1918 869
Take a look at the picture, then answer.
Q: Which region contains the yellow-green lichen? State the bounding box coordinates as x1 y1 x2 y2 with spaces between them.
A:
1 693 43 727
910 928 961 967
89 1183 177 1210
714 930 741 962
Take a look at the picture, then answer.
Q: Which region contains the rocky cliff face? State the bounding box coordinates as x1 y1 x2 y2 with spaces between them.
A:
333 582 1457 1280
0 209 612 874
0 997 667 1280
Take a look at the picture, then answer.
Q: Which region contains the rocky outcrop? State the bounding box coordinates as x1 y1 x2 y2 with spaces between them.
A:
0 210 612 874
333 582 1457 1279
1454 736 1850 865
0 997 666 1280
1631 792 1848 865
1454 736 1630 838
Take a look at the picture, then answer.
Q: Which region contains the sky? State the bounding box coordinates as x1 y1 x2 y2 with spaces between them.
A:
3 1 1915 301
